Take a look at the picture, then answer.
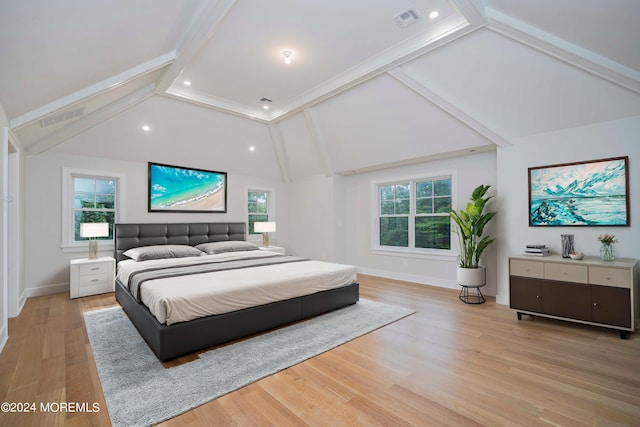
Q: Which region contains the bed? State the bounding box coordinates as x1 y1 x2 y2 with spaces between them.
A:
114 222 359 361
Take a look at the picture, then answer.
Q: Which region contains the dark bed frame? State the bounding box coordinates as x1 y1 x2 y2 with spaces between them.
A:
114 222 359 361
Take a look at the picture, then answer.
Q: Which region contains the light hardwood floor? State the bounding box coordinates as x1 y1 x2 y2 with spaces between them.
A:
1 274 640 426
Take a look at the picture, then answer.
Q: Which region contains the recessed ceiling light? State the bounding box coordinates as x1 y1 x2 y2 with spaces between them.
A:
429 11 439 19
282 50 293 64
142 125 150 132
249 146 255 151
260 97 272 110
183 80 191 86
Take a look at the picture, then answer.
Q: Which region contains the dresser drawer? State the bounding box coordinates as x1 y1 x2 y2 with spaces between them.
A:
79 262 111 276
589 266 631 289
510 259 544 278
544 262 588 284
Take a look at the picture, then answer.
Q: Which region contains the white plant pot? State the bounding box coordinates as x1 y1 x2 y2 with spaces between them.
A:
457 266 486 287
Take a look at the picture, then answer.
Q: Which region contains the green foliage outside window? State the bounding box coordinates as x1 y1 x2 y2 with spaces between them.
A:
73 177 116 241
378 177 452 250
248 191 269 234
380 217 408 247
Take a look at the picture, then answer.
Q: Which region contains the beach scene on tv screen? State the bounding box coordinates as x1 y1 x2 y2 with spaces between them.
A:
150 164 225 211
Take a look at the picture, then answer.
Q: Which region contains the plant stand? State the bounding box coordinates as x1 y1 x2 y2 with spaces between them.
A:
459 284 486 304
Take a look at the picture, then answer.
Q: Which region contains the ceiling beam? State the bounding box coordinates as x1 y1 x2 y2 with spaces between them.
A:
11 52 175 130
303 109 333 177
25 83 155 155
269 16 486 124
155 0 238 94
267 124 291 183
486 7 640 94
387 68 512 148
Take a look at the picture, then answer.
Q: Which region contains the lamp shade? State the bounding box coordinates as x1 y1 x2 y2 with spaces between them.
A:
254 222 276 233
80 223 109 238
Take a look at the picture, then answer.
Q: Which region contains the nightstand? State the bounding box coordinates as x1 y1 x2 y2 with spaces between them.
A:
70 257 115 299
259 246 286 255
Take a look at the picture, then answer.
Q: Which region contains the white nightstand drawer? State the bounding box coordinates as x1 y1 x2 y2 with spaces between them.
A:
77 281 111 298
79 263 110 276
70 257 115 299
78 273 108 288
259 246 286 255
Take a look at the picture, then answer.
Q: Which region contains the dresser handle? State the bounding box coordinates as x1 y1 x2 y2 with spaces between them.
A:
536 295 541 299
605 277 611 280
91 267 100 271
91 279 100 282
593 302 598 307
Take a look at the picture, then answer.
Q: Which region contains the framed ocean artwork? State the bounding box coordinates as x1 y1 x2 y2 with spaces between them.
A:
529 156 629 226
148 162 227 213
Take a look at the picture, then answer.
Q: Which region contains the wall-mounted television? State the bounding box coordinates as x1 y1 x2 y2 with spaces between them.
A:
148 162 227 213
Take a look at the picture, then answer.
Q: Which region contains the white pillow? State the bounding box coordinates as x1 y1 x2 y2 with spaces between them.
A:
123 245 204 261
195 241 259 255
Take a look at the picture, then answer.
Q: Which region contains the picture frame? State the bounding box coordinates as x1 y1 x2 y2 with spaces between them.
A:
148 162 227 213
528 156 629 226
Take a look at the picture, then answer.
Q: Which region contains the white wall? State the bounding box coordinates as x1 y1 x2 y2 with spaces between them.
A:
496 116 640 305
287 174 337 260
339 150 498 295
0 102 8 352
24 151 289 295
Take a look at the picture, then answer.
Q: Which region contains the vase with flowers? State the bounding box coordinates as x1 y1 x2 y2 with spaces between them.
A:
598 234 618 261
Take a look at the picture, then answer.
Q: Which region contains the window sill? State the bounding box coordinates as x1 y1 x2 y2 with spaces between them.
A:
370 247 457 262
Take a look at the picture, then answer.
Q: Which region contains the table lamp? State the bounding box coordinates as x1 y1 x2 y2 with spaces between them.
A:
80 223 109 259
254 222 276 247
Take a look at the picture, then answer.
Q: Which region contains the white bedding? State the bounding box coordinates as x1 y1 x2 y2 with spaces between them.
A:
116 250 358 325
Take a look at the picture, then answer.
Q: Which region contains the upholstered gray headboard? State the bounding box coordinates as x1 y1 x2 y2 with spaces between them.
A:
114 222 246 264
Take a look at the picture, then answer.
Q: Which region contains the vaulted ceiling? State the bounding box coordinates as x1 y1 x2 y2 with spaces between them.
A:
1 0 639 180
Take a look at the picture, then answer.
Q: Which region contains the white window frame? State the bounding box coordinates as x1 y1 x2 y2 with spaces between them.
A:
61 167 126 253
370 170 457 261
245 187 276 244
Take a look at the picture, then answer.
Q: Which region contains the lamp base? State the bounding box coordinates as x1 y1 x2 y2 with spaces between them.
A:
262 233 270 248
88 240 98 259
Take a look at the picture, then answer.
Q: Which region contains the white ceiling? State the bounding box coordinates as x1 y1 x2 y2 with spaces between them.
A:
1 0 639 178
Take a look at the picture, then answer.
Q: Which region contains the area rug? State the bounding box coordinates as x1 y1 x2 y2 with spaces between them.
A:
84 299 414 427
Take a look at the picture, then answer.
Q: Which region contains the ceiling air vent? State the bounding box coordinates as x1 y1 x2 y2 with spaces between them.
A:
393 7 421 28
39 106 85 128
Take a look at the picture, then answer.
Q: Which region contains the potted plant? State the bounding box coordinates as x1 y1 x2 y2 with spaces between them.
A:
449 184 497 288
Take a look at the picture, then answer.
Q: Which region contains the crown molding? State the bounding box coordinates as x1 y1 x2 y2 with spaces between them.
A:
162 1 487 125
486 7 640 94
162 89 270 124
303 109 333 177
387 68 512 148
25 83 155 155
11 51 175 130
268 124 290 183
155 0 238 94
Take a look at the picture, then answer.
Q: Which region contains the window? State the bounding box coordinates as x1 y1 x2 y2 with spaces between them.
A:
73 177 116 242
62 168 125 251
247 189 275 235
375 174 453 252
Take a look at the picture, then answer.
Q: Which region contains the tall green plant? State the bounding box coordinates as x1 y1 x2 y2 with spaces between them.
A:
449 184 497 268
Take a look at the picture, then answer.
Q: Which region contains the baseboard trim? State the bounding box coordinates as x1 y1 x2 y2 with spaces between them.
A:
357 267 498 297
25 282 69 298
